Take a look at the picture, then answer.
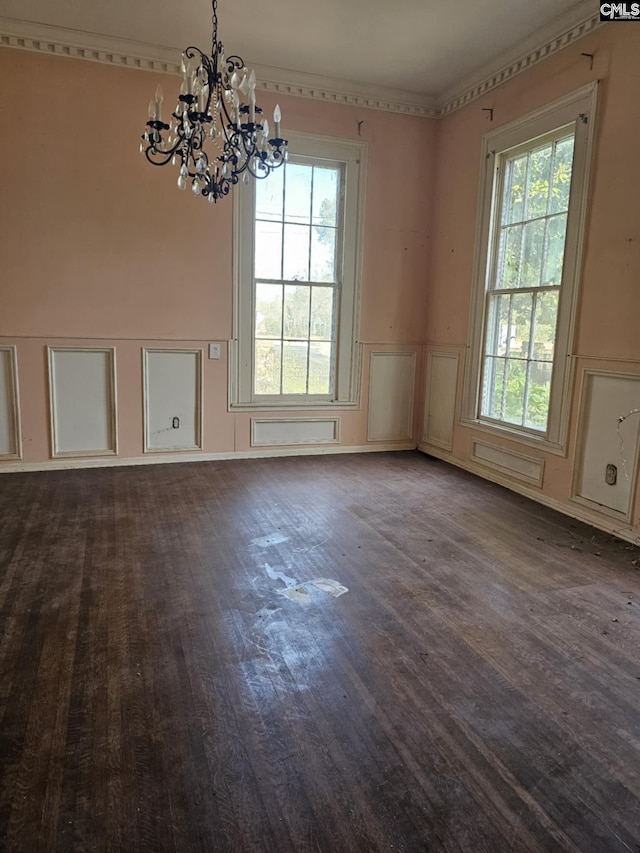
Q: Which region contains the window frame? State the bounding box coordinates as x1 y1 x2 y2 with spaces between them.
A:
230 131 367 410
462 83 598 453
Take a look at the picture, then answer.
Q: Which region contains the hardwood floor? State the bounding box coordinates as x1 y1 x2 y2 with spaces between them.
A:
1 451 640 852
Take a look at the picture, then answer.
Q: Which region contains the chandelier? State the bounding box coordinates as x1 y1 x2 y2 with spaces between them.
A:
141 0 288 203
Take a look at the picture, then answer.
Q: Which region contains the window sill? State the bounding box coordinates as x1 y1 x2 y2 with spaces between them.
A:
229 399 361 413
459 416 567 457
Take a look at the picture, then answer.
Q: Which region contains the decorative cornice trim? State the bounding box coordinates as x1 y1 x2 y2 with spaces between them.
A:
251 64 438 118
437 1 603 115
0 17 180 73
0 16 438 117
0 3 602 119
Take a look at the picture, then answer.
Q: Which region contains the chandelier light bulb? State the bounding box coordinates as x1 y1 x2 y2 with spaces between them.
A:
273 104 281 139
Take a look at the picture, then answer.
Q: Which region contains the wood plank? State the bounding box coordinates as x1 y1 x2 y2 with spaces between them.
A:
0 452 639 851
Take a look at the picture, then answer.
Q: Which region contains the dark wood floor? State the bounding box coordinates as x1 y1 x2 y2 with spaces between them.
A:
1 451 640 852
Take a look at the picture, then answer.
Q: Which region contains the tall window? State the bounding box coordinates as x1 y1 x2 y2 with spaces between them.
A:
481 129 574 430
232 133 366 408
254 161 341 397
464 85 596 450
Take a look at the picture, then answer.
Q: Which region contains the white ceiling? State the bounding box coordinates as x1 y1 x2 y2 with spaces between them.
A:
0 0 590 99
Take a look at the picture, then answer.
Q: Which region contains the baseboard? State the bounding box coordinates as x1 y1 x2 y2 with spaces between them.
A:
0 442 418 474
418 442 639 546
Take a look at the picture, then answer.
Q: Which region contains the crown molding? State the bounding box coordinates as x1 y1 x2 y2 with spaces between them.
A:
0 16 180 73
0 16 437 118
251 64 438 118
437 0 602 115
0 2 601 120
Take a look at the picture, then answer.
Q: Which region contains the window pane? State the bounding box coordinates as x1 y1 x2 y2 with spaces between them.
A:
481 355 506 419
525 144 552 220
255 283 283 339
485 293 510 356
510 292 533 359
520 219 545 288
503 358 526 425
282 342 308 393
310 287 335 341
549 136 574 215
502 155 527 225
308 342 332 394
312 167 339 226
283 224 310 281
255 340 281 395
284 164 312 224
255 167 284 221
533 291 559 360
311 226 337 282
283 285 310 340
497 225 522 289
542 214 567 286
525 362 552 430
255 220 282 280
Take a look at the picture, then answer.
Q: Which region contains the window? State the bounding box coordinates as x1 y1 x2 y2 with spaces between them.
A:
463 85 597 450
232 132 366 408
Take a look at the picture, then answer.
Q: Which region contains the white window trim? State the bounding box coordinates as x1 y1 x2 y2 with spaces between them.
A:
462 83 598 454
229 130 367 410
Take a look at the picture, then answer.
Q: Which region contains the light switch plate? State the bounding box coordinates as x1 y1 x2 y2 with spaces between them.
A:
208 343 221 360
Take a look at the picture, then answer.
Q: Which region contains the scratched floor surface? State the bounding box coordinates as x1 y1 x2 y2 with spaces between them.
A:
1 451 640 851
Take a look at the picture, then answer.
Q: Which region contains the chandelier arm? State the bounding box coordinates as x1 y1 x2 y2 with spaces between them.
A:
224 55 245 74
144 147 176 167
183 45 207 65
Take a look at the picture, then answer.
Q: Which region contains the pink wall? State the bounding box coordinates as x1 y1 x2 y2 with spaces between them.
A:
3 24 640 541
0 48 434 463
426 23 640 529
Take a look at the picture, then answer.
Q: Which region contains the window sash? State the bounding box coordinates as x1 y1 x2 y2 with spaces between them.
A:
231 132 366 410
461 83 597 451
252 157 343 399
480 127 573 433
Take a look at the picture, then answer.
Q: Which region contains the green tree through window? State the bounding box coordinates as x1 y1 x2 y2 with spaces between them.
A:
481 131 575 432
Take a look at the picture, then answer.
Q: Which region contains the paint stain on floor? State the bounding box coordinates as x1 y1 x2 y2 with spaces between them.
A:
280 578 349 602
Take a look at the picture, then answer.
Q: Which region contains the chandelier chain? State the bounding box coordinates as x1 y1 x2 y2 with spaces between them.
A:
211 0 218 61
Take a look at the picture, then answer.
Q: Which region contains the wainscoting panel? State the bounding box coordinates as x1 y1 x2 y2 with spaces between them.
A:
48 347 117 457
143 348 203 452
472 439 544 487
0 346 21 459
423 351 458 450
251 417 340 447
368 351 416 442
573 371 640 519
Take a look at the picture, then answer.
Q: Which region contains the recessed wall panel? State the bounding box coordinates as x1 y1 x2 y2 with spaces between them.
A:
472 440 544 487
0 347 20 458
48 347 116 457
423 352 458 450
251 417 340 447
368 351 416 442
573 371 640 518
144 349 202 452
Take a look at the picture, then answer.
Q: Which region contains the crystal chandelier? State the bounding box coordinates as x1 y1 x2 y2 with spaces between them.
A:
141 0 288 203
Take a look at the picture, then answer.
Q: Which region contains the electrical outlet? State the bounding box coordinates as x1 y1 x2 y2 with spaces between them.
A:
605 463 617 485
172 416 180 429
208 343 221 360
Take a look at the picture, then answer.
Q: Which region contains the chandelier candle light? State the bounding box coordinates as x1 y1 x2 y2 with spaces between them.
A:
141 0 287 203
